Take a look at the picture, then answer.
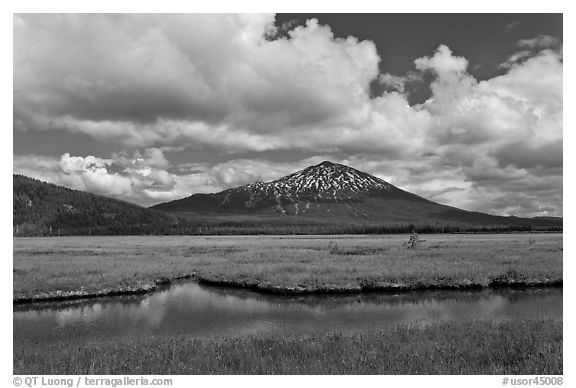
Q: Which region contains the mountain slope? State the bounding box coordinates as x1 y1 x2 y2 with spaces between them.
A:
14 175 176 236
152 161 562 228
155 161 428 216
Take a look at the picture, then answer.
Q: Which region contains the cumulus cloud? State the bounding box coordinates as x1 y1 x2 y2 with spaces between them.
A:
517 34 561 50
12 15 433 159
378 73 406 93
413 46 562 216
501 34 562 68
356 42 561 216
378 71 423 94
13 15 563 217
415 45 469 75
14 15 380 150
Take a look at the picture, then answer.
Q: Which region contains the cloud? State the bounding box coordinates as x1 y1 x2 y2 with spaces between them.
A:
499 50 532 68
378 71 423 94
411 46 562 216
494 140 562 169
501 35 562 69
414 45 468 76
505 21 520 32
378 73 406 93
14 15 380 150
12 15 433 160
517 34 561 50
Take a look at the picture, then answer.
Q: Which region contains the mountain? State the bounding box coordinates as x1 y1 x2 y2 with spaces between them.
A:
152 161 562 229
13 175 176 236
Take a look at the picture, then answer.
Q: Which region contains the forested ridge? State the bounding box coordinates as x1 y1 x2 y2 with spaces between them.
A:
13 175 177 236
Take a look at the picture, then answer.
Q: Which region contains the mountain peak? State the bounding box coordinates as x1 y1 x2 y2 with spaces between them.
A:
253 161 393 203
316 160 337 167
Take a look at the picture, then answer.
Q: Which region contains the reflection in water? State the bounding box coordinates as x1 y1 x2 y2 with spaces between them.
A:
14 282 562 341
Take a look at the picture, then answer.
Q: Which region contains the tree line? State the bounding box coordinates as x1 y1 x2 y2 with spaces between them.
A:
14 219 562 237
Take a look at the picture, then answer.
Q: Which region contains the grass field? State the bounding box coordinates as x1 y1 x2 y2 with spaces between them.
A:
13 233 562 301
14 319 562 374
13 234 563 374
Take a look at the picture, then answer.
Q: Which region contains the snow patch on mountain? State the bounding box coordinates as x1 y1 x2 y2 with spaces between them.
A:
225 161 392 210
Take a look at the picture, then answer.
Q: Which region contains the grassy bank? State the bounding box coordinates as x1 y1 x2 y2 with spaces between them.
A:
14 319 562 374
13 234 562 301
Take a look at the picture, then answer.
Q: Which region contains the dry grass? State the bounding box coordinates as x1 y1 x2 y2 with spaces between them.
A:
14 319 562 375
13 233 562 299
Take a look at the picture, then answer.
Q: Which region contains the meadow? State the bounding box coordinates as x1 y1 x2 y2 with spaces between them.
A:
13 233 562 301
13 233 563 374
14 320 562 374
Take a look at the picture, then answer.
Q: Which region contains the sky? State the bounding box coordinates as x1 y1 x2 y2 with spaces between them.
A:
13 13 563 217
